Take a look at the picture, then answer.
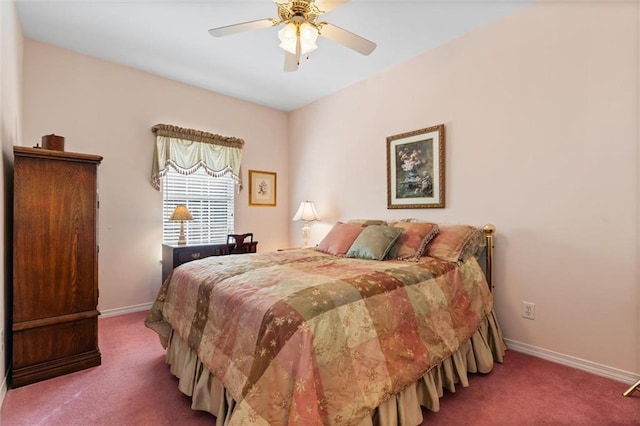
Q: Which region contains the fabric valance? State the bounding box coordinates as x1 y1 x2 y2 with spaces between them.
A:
151 124 244 190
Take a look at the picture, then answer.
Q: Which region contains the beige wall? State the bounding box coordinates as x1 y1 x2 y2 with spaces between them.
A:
1 0 23 402
21 40 290 312
289 2 639 374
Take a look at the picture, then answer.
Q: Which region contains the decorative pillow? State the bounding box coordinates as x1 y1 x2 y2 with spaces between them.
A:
348 219 388 227
386 222 439 261
345 225 404 260
316 222 365 256
459 229 486 261
425 225 485 263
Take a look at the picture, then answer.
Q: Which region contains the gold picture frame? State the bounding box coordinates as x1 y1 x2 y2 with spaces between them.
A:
386 124 445 209
248 170 277 207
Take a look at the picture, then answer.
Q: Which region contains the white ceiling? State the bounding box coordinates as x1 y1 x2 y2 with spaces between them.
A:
16 0 529 112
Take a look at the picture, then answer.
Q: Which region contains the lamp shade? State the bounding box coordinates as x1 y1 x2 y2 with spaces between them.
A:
169 205 193 221
292 201 320 222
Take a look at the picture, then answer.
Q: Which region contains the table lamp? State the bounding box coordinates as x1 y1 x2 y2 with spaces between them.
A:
170 204 193 245
292 201 320 248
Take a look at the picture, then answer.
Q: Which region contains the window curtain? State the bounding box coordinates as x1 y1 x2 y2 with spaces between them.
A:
151 124 244 190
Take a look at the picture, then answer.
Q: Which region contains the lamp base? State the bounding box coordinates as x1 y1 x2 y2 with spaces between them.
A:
177 220 187 245
301 223 311 248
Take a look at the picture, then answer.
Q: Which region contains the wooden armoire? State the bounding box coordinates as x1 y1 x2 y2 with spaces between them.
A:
12 146 103 387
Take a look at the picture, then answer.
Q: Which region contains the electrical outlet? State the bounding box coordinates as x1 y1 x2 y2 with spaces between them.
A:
522 302 535 320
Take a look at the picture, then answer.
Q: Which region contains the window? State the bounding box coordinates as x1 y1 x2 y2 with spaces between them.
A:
162 167 235 244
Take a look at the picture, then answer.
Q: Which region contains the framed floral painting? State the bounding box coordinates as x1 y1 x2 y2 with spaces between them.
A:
386 124 445 209
249 170 277 206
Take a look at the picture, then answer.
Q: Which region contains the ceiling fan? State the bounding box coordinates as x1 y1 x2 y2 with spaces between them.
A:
208 0 377 72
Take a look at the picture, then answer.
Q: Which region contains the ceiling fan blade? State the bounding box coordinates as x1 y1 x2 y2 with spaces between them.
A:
315 0 350 13
208 19 274 38
284 37 301 72
284 52 299 72
319 23 376 55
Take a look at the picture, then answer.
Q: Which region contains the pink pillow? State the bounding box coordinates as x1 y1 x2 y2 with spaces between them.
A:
426 225 484 262
387 222 439 260
316 222 365 256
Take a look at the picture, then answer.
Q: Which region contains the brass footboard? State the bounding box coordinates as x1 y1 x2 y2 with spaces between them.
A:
483 224 496 292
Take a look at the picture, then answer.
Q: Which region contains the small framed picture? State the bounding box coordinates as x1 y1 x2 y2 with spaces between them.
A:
386 124 445 209
248 170 277 207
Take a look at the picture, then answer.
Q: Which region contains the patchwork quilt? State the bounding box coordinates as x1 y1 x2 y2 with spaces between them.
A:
145 249 493 425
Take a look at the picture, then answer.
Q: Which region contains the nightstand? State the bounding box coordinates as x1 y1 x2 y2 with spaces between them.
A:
162 241 258 283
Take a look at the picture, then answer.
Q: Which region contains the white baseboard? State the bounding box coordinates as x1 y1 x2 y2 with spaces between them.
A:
505 338 640 385
99 302 153 319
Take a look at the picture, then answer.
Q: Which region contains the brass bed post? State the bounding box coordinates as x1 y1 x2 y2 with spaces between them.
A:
483 224 496 292
623 380 640 397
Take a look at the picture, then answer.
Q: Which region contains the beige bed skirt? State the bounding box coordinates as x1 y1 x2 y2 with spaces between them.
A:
165 311 506 426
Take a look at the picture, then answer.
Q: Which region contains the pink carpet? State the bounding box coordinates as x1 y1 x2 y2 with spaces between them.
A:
1 311 638 425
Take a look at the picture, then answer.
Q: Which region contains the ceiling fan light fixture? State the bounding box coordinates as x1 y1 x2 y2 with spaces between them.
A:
299 22 319 55
278 22 298 55
278 21 319 56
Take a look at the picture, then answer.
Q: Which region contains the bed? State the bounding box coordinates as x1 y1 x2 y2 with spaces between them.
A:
145 222 506 425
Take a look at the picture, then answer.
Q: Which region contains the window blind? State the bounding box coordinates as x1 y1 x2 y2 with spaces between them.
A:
162 167 235 245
